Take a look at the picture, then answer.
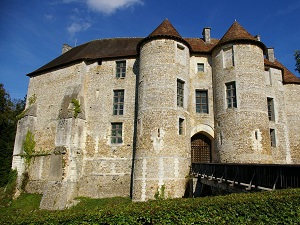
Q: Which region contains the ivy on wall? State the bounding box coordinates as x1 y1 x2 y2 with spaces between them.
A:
71 99 81 118
22 130 36 165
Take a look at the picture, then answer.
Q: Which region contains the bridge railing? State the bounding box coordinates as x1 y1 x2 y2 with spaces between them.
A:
192 163 300 190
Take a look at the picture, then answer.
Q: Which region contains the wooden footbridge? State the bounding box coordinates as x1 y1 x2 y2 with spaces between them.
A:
191 163 300 195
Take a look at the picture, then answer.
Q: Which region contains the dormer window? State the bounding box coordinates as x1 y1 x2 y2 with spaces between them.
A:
223 46 234 68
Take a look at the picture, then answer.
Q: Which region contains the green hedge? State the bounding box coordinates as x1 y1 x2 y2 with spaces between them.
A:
1 189 300 224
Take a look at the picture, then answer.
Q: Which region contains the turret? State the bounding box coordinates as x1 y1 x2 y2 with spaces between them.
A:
212 21 272 163
132 19 191 201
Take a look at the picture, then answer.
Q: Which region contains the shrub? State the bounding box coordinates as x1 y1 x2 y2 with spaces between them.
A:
0 169 17 207
1 189 300 224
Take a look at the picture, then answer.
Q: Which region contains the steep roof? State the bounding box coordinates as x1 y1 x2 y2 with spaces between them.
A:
137 19 191 50
214 21 266 52
27 20 298 84
148 19 182 39
28 38 143 76
264 58 300 84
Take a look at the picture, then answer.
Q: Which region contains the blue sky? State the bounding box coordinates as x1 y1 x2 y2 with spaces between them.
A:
1 0 299 100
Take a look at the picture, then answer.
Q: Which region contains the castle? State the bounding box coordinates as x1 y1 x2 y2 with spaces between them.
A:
12 19 300 209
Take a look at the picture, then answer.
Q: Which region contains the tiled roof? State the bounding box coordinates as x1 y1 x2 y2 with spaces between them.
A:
28 38 143 76
215 21 266 52
264 58 300 84
137 18 191 50
184 38 219 53
148 19 182 39
27 20 298 85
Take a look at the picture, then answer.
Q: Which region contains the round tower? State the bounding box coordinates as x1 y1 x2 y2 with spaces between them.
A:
132 19 191 201
212 21 273 163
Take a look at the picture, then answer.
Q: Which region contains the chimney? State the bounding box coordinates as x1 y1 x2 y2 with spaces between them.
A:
267 48 275 62
254 35 260 41
62 44 72 54
202 27 211 43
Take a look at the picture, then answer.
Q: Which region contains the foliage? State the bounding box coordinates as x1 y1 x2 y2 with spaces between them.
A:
71 98 81 118
15 108 28 121
0 169 17 207
0 84 25 187
0 193 42 218
154 184 165 200
21 130 36 165
16 94 36 120
1 188 300 224
295 50 300 75
20 172 29 191
28 94 37 105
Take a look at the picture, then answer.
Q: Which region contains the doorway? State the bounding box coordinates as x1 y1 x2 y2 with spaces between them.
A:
191 133 211 163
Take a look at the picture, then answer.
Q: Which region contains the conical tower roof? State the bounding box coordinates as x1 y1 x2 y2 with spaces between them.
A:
214 21 266 52
138 19 190 50
148 19 182 39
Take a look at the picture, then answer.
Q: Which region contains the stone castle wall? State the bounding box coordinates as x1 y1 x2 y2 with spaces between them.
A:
284 84 300 163
11 33 300 208
212 44 273 163
133 39 191 201
76 58 137 198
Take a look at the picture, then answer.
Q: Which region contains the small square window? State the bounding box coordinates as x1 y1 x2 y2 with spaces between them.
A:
111 123 123 144
197 63 204 72
116 61 126 78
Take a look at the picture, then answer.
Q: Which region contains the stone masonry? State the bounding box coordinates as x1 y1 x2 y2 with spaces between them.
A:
12 19 300 209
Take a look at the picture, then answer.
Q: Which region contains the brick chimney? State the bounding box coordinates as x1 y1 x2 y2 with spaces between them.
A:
267 47 275 62
202 27 211 43
62 44 72 54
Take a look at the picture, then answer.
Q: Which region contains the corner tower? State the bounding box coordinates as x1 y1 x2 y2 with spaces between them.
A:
212 21 272 163
133 19 191 201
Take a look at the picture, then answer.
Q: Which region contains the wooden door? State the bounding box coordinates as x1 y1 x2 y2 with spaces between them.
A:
191 133 211 163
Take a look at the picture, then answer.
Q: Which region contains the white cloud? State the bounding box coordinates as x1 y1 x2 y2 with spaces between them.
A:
67 22 91 35
86 0 143 14
45 14 56 21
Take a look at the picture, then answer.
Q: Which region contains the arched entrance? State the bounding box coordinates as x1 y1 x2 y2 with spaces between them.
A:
191 133 212 163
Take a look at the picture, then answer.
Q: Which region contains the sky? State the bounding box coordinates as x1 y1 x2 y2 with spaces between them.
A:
0 0 299 100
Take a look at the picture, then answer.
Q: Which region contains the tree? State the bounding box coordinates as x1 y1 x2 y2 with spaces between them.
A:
295 50 300 75
0 84 25 186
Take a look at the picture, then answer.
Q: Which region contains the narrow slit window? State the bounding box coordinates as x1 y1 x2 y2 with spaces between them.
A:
270 129 276 147
177 79 184 107
179 118 184 135
267 98 275 121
